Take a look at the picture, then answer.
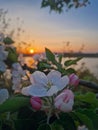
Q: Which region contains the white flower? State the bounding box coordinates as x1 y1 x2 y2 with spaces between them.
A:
54 89 74 112
32 53 46 61
0 45 8 60
12 63 26 91
21 70 69 97
18 53 25 66
12 63 25 75
77 125 88 130
0 61 7 72
0 89 9 104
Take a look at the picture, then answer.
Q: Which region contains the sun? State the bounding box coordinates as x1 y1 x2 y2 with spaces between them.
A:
29 48 34 54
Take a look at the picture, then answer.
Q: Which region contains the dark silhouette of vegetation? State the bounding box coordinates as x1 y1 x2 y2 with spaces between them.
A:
41 0 90 13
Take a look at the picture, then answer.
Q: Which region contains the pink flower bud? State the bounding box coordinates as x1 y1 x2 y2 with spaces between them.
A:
30 96 42 110
54 89 74 112
69 73 79 86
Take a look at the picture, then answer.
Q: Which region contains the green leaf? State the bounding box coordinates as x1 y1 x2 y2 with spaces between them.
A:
64 59 76 66
14 119 37 130
45 48 56 64
75 111 94 130
38 123 51 130
58 54 62 64
58 113 76 130
66 68 76 74
51 122 63 130
3 37 14 44
64 57 82 67
78 109 98 130
37 61 51 70
75 92 98 107
5 47 18 65
0 96 30 113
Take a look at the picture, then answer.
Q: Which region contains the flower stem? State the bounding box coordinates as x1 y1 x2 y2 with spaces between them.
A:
47 108 52 124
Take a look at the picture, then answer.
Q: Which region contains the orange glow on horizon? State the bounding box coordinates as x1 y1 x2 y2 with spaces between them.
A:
29 48 34 54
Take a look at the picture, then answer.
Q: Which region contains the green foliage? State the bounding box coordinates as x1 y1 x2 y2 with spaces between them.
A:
75 111 94 130
0 95 30 113
57 113 77 130
75 92 98 108
72 109 98 130
41 0 90 13
5 47 18 66
79 109 98 130
64 57 82 67
50 122 63 130
38 124 51 130
3 37 14 45
45 48 56 64
37 61 52 71
44 48 79 75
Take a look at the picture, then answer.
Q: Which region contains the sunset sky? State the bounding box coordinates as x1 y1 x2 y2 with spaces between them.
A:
0 0 98 53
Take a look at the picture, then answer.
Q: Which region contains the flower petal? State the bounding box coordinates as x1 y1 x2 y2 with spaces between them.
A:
56 76 69 91
0 61 7 72
30 71 48 86
60 99 74 112
47 70 61 85
0 89 9 104
47 85 58 96
21 85 33 96
22 84 47 97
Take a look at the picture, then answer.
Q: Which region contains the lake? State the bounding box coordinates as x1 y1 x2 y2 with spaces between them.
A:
24 56 98 77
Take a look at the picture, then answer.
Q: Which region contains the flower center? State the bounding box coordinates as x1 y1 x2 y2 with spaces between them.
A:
46 81 53 90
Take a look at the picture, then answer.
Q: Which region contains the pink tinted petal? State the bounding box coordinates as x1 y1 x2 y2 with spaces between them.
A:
30 97 42 110
60 99 74 112
54 97 63 109
69 73 79 86
54 92 65 102
56 76 69 91
63 89 74 100
31 71 48 86
47 70 61 84
54 89 74 112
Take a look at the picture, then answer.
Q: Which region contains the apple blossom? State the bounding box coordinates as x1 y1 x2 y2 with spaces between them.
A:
54 89 74 112
0 45 8 60
0 61 7 72
12 63 26 91
77 125 88 130
0 45 8 72
21 70 69 97
32 53 46 62
30 96 42 110
0 88 9 104
69 73 79 86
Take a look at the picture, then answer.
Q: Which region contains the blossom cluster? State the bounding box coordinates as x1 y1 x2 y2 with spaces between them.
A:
22 70 79 116
0 37 91 130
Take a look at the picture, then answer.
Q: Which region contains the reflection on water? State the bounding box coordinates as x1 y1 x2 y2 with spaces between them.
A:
24 56 34 67
73 58 98 77
24 56 98 77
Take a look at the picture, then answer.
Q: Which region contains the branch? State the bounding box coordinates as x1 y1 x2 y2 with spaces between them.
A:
79 79 98 91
